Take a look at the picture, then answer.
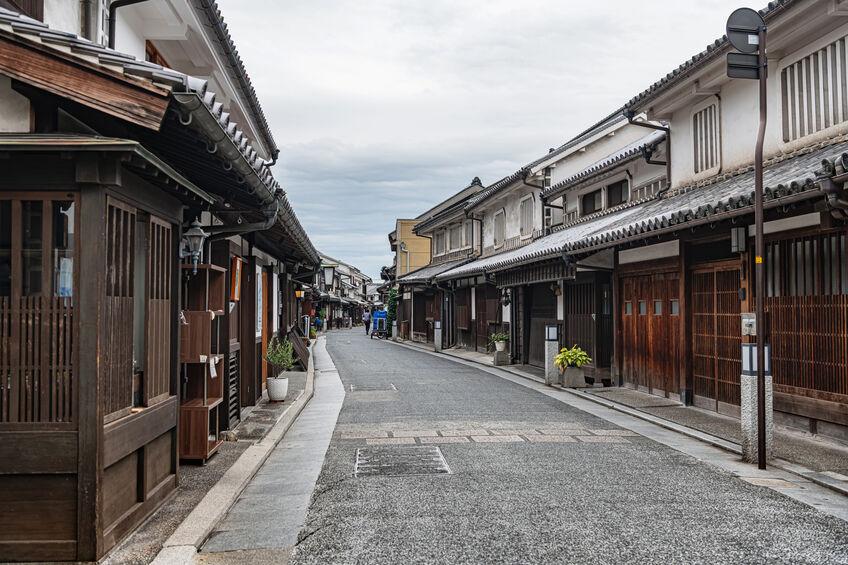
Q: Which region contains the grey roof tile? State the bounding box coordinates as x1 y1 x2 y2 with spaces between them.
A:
437 137 846 280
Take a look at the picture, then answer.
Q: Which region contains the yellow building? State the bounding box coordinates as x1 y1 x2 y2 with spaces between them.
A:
388 219 431 277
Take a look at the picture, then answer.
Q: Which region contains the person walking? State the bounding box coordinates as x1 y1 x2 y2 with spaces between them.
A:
363 310 371 335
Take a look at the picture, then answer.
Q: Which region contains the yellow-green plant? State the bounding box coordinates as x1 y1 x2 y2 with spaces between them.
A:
263 336 299 375
554 345 592 370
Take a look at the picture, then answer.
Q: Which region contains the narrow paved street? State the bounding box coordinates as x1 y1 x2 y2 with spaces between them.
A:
283 330 848 565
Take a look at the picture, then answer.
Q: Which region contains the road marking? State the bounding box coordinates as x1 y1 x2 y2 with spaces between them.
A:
366 437 416 445
578 436 631 443
420 436 471 444
526 435 577 443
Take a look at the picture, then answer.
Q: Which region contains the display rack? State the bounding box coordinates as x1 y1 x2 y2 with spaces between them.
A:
179 263 227 462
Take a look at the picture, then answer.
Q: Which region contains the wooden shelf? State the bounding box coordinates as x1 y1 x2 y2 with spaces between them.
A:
181 396 223 409
183 264 226 273
184 263 227 312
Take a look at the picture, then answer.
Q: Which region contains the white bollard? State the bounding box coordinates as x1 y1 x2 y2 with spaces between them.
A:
741 373 773 463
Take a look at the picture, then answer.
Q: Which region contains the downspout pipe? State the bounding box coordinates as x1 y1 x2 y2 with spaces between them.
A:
399 242 410 275
624 109 671 193
108 0 151 49
81 0 98 42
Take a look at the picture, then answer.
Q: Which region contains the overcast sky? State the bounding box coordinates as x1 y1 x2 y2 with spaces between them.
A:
216 0 748 280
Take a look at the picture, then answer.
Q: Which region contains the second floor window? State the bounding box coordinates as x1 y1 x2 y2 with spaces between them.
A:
607 180 628 207
782 35 848 142
693 103 719 173
494 210 505 247
434 232 445 255
520 196 534 237
582 190 603 216
449 225 461 250
464 220 473 248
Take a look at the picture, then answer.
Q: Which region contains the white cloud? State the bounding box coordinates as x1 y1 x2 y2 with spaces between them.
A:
216 0 750 278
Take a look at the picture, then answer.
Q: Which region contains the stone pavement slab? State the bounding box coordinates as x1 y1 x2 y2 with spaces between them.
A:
199 340 344 555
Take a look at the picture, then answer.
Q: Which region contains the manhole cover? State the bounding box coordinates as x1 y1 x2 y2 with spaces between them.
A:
350 383 397 392
354 446 451 477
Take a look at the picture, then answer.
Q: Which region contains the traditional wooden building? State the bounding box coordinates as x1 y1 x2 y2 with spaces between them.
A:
0 4 317 562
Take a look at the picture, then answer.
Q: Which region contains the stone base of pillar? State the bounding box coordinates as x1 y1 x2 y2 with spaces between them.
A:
493 351 509 366
741 373 774 463
434 328 442 351
544 341 559 385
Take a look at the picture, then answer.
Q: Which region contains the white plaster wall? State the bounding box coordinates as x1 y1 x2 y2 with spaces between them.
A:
114 11 147 60
549 123 648 186
43 0 81 35
618 240 679 265
0 77 30 133
668 20 848 190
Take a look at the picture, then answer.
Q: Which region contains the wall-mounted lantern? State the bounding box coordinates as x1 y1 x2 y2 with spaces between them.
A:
323 265 336 291
741 343 771 376
731 226 747 253
181 218 208 275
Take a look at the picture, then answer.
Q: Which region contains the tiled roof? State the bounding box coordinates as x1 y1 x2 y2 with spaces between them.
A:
414 177 484 233
464 109 627 212
193 0 277 157
0 7 318 263
398 257 474 284
626 1 797 111
437 137 845 279
542 130 666 200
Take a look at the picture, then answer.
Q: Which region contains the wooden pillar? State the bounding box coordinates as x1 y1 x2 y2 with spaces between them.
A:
613 251 622 385
679 241 692 405
77 183 106 560
240 252 257 406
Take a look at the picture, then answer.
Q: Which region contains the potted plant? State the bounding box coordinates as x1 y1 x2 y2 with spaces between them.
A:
309 327 317 340
554 345 592 388
490 332 510 352
263 336 300 402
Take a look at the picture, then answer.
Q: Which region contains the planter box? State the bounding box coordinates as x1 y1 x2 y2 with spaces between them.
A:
562 366 584 388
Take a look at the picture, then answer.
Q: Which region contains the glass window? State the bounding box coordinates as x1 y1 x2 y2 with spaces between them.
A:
670 300 680 315
654 300 662 315
53 201 74 298
638 301 646 315
624 301 632 315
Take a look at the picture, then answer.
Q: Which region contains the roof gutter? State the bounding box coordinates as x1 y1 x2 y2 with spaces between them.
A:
172 91 277 206
625 109 671 194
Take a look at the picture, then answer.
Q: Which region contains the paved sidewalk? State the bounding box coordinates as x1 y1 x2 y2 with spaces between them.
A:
102 371 309 565
196 338 344 563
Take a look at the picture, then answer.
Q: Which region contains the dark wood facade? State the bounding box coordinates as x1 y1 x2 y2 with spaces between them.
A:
0 153 185 561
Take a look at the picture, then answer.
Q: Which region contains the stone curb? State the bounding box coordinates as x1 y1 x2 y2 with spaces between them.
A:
148 338 320 565
387 339 848 501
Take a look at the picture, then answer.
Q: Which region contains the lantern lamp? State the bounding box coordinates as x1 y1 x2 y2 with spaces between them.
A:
181 218 208 275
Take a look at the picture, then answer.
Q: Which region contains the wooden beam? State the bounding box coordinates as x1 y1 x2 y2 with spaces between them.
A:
0 32 169 130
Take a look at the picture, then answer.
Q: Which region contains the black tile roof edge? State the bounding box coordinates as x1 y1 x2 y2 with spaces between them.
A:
541 131 666 200
439 135 848 276
413 177 484 233
193 0 277 157
625 0 797 111
397 256 475 284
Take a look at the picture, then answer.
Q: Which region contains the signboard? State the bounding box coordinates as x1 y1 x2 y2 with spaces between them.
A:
726 7 765 53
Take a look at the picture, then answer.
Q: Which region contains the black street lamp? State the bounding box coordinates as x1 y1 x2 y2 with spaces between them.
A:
181 218 208 275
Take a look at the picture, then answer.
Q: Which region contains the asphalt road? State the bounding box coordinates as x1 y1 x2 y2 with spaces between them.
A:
290 330 848 565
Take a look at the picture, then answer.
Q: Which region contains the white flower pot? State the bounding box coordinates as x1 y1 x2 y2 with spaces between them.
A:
494 341 507 352
267 375 289 401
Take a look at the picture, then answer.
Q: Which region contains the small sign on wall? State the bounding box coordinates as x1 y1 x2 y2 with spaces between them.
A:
230 257 243 301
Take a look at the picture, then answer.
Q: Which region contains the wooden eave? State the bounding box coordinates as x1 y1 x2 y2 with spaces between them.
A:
0 30 170 130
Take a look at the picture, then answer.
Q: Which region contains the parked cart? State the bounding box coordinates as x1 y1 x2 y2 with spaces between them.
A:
370 310 388 339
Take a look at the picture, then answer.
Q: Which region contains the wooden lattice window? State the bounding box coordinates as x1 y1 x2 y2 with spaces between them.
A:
494 210 505 247
782 35 848 142
0 195 77 424
693 103 719 173
520 196 534 237
762 229 848 400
